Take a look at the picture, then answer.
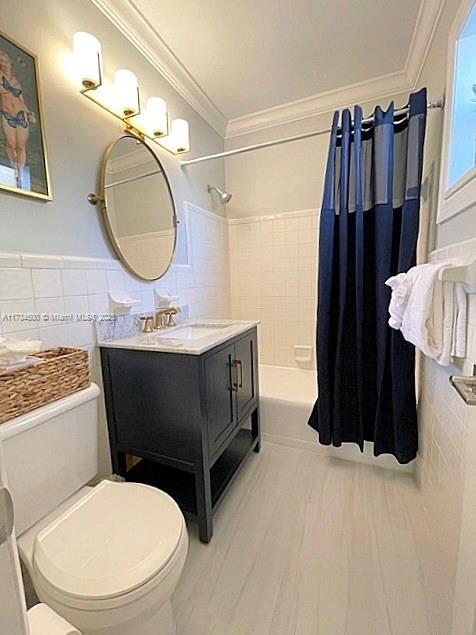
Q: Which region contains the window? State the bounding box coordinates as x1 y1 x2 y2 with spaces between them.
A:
438 0 476 222
448 2 476 189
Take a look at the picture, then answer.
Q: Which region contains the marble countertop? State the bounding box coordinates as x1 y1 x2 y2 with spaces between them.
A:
98 319 259 355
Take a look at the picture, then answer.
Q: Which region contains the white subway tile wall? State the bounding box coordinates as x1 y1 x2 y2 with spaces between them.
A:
0 203 231 475
417 236 476 623
31 269 63 298
0 268 34 300
228 210 319 368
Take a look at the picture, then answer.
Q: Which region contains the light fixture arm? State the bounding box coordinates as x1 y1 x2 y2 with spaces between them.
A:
80 75 145 141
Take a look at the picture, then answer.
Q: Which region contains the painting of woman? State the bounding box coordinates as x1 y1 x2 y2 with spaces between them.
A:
0 33 50 200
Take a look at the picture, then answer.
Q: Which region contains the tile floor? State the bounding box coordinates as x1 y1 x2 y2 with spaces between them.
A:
173 442 452 635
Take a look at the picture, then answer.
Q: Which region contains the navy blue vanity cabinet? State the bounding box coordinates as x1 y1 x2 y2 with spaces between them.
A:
100 326 260 543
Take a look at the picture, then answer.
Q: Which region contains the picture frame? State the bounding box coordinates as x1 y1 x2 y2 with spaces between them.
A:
0 30 51 201
437 0 476 223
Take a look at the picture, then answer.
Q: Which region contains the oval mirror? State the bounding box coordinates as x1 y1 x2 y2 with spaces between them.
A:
99 135 177 280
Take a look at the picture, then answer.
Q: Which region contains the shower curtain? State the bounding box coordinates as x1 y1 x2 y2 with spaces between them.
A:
308 88 427 464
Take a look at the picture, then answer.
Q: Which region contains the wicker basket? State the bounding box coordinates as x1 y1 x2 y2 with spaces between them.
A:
0 347 90 424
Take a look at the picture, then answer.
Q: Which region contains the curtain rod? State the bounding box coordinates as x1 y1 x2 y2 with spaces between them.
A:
180 97 444 168
104 168 163 189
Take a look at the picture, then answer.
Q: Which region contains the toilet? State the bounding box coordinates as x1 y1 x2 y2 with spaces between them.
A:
0 383 188 635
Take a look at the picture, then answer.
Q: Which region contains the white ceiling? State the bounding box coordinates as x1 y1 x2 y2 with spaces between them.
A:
93 0 445 136
130 0 423 120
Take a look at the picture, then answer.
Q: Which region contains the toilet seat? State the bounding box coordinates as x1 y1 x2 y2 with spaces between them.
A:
32 481 185 602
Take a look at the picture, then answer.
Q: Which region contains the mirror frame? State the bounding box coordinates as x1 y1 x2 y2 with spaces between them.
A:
93 133 178 281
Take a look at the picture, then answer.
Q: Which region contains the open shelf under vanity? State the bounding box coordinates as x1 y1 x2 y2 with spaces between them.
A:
126 427 259 516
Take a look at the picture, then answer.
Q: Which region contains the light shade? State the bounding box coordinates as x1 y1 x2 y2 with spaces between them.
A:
170 118 190 153
145 97 168 137
73 32 102 88
114 69 139 116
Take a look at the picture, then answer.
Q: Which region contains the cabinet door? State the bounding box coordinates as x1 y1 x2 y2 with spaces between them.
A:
205 343 236 455
234 331 258 422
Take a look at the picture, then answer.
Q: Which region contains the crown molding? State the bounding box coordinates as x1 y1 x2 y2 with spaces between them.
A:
226 0 446 139
225 71 410 138
405 0 447 87
91 0 445 141
90 0 227 136
107 145 156 173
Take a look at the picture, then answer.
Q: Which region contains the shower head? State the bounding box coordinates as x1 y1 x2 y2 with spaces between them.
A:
207 184 232 204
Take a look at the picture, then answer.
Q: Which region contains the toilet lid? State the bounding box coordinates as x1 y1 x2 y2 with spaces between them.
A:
33 480 184 600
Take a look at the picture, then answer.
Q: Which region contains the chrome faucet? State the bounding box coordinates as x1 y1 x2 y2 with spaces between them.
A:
154 306 181 329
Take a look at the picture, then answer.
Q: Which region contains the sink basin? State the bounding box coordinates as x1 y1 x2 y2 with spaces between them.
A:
99 319 260 355
157 322 230 340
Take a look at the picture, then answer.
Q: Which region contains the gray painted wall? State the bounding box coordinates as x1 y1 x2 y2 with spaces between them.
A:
0 0 226 258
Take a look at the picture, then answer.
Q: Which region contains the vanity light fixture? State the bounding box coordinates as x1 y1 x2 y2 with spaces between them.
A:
73 32 102 89
72 32 189 154
158 119 190 154
114 69 140 117
145 97 168 137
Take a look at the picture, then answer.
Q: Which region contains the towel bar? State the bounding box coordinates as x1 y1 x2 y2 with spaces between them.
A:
439 258 476 294
450 375 476 405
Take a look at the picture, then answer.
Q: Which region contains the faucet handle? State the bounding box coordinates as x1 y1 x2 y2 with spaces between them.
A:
165 306 181 327
140 315 154 333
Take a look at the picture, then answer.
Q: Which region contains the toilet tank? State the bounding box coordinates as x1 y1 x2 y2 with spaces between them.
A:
0 384 100 536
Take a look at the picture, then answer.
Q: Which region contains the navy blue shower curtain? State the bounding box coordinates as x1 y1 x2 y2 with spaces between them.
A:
308 88 427 464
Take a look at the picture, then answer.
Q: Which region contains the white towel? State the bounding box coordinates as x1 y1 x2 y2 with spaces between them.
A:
0 336 42 367
452 283 467 359
428 279 466 365
386 272 411 329
385 262 467 365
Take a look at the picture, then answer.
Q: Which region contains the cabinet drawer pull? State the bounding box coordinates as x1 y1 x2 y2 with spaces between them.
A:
229 359 238 391
233 359 243 388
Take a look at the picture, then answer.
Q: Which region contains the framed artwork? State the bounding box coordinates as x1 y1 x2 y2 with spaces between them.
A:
0 31 51 201
437 0 476 223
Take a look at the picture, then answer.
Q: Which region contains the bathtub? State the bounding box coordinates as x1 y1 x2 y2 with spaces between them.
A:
259 364 317 444
258 364 413 472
